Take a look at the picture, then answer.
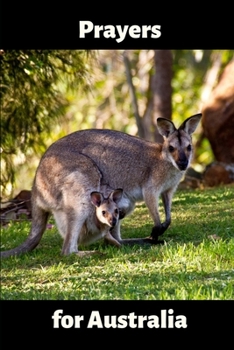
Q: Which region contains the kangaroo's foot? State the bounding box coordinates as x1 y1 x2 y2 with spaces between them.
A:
119 237 164 246
151 222 170 239
143 236 165 245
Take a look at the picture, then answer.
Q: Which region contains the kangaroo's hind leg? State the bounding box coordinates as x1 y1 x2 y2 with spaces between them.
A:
53 209 102 256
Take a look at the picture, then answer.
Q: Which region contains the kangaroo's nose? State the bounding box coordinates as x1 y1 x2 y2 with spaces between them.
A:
177 152 188 171
177 160 188 171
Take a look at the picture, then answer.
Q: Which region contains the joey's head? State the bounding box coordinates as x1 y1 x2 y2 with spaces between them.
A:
157 114 202 171
90 189 123 228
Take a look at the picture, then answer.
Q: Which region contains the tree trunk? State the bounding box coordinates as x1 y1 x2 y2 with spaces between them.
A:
123 51 145 138
152 50 173 142
123 50 173 143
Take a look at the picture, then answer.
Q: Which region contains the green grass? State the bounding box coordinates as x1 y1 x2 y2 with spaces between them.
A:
1 185 234 300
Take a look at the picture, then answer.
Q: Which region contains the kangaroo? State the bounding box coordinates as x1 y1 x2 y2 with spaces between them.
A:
0 113 201 258
36 113 202 247
0 152 123 257
80 189 123 250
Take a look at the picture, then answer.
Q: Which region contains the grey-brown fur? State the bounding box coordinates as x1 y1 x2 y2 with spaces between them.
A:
0 153 123 257
80 189 123 248
0 114 201 258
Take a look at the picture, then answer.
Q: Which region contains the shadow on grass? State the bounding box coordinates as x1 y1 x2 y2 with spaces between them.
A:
1 208 233 275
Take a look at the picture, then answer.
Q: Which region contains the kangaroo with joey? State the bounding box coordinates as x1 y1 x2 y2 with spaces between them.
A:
0 113 202 258
0 153 123 257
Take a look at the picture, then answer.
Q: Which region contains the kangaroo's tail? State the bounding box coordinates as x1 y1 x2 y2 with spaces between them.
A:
1 208 49 258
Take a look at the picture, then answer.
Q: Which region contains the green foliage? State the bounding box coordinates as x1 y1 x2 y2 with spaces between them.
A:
1 185 233 300
0 50 93 196
66 50 155 134
172 50 234 122
2 50 234 196
68 49 234 167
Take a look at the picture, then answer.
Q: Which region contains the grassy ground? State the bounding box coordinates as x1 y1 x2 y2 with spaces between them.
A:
1 185 234 300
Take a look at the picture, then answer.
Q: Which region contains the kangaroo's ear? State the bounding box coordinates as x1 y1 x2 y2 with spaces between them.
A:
90 192 103 207
109 188 123 204
157 118 176 138
179 113 202 135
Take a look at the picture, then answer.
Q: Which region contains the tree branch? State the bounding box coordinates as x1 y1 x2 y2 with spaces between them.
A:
123 51 145 138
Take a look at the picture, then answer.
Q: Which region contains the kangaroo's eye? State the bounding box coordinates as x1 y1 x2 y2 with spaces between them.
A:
187 145 192 151
115 209 119 214
102 211 106 216
169 145 175 152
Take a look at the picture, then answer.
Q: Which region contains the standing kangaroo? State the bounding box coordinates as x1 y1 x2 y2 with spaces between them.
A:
0 113 201 257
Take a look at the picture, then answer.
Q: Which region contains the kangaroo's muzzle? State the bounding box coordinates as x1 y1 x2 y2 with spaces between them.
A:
177 151 189 171
177 159 188 171
109 216 117 227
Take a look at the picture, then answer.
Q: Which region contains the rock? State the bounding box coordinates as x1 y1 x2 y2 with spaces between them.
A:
203 161 234 187
178 176 202 189
202 61 234 163
178 167 203 189
0 190 32 225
